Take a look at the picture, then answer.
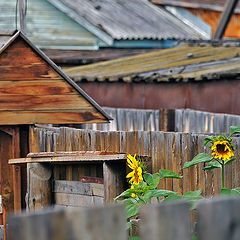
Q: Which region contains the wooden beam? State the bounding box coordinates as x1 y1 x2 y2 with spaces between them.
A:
213 0 238 39
18 0 27 34
9 153 127 164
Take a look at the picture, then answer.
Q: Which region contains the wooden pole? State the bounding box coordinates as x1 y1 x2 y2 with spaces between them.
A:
18 0 27 34
213 0 238 40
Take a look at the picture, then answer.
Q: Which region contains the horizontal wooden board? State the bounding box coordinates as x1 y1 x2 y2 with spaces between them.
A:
55 192 104 207
54 180 104 197
0 95 92 110
9 153 127 164
0 80 77 95
0 111 106 125
0 64 62 81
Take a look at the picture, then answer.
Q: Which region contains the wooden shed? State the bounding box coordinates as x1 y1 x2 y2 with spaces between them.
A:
0 30 111 233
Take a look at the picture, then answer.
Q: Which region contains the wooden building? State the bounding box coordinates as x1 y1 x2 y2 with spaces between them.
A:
65 43 240 115
0 0 210 67
0 30 111 233
152 0 240 38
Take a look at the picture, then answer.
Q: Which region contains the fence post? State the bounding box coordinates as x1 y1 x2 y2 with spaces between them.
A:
196 197 240 240
8 204 127 240
27 163 52 211
140 201 191 240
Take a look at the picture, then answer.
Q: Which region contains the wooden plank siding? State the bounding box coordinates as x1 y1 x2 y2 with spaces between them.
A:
82 107 240 134
0 33 110 124
30 126 240 197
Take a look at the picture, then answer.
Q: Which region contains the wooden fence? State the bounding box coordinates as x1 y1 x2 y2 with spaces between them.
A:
30 126 240 196
81 107 240 134
8 198 240 240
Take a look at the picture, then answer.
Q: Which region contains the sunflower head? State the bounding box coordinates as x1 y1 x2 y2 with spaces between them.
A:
211 138 234 161
126 154 143 185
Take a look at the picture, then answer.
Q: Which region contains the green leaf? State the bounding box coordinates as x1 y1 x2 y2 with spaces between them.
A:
159 169 183 179
204 137 212 146
144 173 161 188
230 126 240 136
183 190 202 200
234 187 240 193
164 194 183 202
143 173 153 186
183 153 213 169
224 158 236 166
123 199 140 219
144 189 176 200
220 188 240 196
129 237 140 240
114 189 134 200
202 161 222 170
152 173 161 188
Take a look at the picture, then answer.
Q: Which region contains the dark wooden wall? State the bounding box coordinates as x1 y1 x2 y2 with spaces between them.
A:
78 80 240 115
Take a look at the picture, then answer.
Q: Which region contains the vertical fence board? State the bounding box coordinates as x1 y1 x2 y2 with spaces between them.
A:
140 201 191 240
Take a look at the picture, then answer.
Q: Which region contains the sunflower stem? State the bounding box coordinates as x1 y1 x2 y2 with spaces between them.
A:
221 162 225 188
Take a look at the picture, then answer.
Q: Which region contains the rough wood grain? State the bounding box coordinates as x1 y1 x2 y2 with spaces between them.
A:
55 193 103 207
197 198 240 240
0 111 106 125
103 162 126 203
9 153 127 164
27 163 52 211
140 201 191 240
54 180 104 197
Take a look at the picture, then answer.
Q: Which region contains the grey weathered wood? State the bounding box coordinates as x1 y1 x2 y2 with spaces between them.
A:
140 201 191 240
54 180 92 195
66 204 127 240
27 163 52 211
18 0 27 34
54 180 104 197
8 208 67 240
8 204 126 240
55 193 104 207
103 162 126 203
196 198 240 240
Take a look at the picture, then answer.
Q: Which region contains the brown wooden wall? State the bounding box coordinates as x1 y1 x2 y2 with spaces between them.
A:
189 8 240 38
30 126 240 197
0 36 105 124
78 80 240 115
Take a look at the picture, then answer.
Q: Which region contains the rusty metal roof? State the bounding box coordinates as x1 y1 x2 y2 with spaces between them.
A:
152 0 240 13
64 44 240 82
47 0 206 41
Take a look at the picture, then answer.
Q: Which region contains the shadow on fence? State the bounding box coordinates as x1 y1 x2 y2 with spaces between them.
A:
8 197 240 240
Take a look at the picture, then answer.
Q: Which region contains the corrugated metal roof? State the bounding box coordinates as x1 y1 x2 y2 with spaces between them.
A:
64 44 240 82
152 0 240 13
48 0 207 40
0 0 102 50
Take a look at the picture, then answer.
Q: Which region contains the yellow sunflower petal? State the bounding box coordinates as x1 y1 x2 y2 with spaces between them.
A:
126 171 134 178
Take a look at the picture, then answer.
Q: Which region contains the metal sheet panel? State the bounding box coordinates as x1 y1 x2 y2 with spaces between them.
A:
0 0 101 50
65 44 240 82
51 0 207 41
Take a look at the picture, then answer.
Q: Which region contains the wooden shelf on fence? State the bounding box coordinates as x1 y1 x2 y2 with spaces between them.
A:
9 151 127 164
9 151 149 209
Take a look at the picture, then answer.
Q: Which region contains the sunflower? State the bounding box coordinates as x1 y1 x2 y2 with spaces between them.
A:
211 140 234 161
126 154 143 185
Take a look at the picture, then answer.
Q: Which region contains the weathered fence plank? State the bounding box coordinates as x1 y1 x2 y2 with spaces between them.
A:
8 205 127 240
196 198 240 240
8 198 240 240
140 201 191 240
81 107 240 133
30 126 240 197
